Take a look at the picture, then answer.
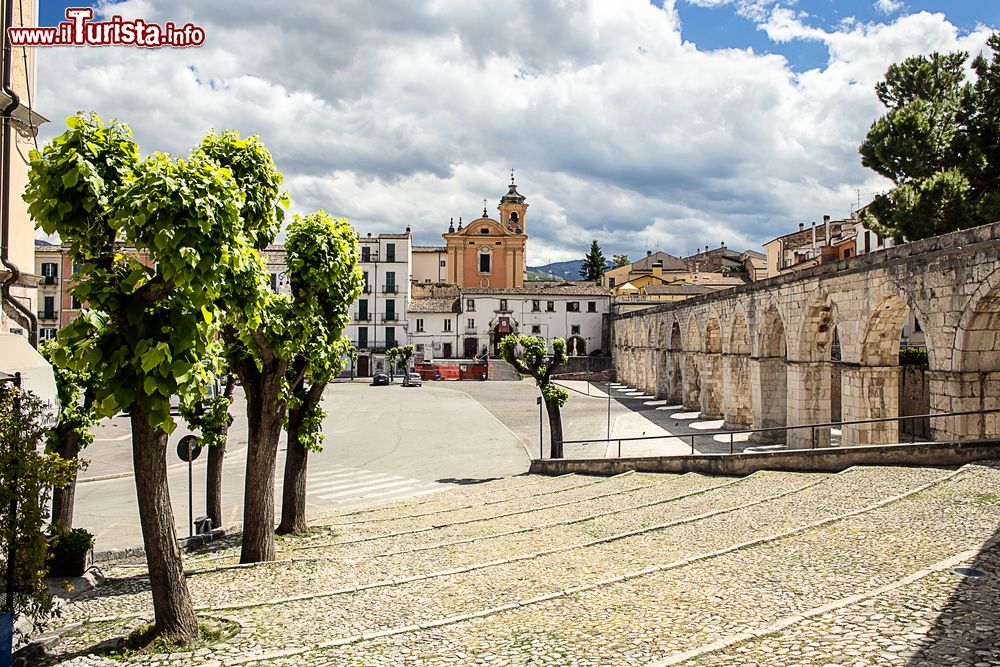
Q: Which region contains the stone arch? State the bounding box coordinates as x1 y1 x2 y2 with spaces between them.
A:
753 300 788 441
682 315 702 410
940 269 1000 439
567 336 587 356
723 305 753 428
789 293 843 448
701 314 724 417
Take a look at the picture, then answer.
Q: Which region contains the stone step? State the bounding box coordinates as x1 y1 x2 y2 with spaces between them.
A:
487 358 521 381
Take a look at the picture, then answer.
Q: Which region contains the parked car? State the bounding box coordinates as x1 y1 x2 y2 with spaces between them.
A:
372 373 390 386
404 372 423 387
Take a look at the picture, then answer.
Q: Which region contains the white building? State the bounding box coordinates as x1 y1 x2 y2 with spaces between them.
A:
344 232 413 376
408 282 611 361
411 245 448 284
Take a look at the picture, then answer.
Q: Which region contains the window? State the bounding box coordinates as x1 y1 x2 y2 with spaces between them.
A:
499 299 508 311
362 271 369 291
844 248 853 258
567 301 580 312
358 299 368 319
385 271 396 292
41 262 58 284
386 243 396 262
914 318 922 333
531 325 541 335
43 296 55 318
358 326 368 348
270 273 278 293
444 319 452 332
439 259 446 267
40 328 57 341
479 251 491 273
415 343 424 353
571 325 581 335
361 246 371 262
71 295 81 309
480 227 489 234
467 318 475 329
531 300 540 312
466 299 475 312
608 277 616 288
72 261 81 275
587 301 597 313
416 318 424 332
546 301 555 312
864 231 871 251
385 326 396 348
385 299 396 320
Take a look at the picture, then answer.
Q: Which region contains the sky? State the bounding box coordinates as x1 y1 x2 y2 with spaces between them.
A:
32 0 1000 265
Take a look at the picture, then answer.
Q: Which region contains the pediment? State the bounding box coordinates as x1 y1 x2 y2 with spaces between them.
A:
455 217 514 237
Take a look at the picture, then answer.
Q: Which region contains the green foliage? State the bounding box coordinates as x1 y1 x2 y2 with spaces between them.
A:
899 346 929 366
26 113 245 433
579 240 607 283
48 527 95 558
612 254 630 269
179 374 234 451
0 384 77 634
859 35 1000 240
40 339 98 455
498 335 569 407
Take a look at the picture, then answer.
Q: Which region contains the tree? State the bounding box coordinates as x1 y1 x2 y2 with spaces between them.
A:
347 344 358 381
579 240 606 283
612 254 630 269
859 35 1000 240
388 345 415 385
25 113 244 644
277 211 362 536
179 366 235 533
40 339 98 530
0 383 76 640
498 335 569 458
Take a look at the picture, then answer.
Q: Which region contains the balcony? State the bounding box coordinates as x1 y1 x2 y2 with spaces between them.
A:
465 327 477 334
37 310 57 321
382 314 399 322
40 276 57 286
361 285 371 294
381 284 399 294
355 312 370 321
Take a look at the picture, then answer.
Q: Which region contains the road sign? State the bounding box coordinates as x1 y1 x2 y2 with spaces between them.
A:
177 435 202 462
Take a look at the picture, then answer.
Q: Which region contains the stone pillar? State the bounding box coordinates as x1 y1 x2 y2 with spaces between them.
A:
929 370 1000 440
841 365 900 446
683 352 701 411
786 361 832 449
723 353 753 429
667 351 684 405
750 357 786 443
700 353 723 419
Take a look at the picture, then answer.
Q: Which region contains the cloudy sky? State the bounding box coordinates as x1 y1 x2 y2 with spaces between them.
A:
35 0 1000 265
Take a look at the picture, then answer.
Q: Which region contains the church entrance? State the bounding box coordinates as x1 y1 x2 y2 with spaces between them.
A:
463 337 479 359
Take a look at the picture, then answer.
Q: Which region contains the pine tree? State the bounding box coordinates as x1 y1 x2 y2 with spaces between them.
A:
579 240 606 283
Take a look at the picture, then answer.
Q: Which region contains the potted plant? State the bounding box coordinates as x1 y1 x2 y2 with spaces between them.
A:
47 527 95 577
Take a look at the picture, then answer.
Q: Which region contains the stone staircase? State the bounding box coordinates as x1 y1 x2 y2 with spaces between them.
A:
488 357 521 380
42 463 1000 667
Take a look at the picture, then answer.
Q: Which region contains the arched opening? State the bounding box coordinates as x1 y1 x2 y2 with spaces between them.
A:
723 308 753 429
464 337 479 359
845 293 915 445
701 316 723 418
791 297 842 448
568 336 587 356
948 282 1000 438
668 321 683 404
657 320 670 399
753 303 787 442
683 317 702 411
645 320 657 394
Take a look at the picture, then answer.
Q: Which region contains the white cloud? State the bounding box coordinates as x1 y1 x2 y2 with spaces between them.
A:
874 0 904 15
32 0 997 265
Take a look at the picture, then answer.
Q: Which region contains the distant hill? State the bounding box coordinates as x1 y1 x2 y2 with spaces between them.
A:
527 258 612 281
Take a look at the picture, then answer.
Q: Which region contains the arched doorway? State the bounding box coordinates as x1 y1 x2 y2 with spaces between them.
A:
464 337 479 358
568 336 587 356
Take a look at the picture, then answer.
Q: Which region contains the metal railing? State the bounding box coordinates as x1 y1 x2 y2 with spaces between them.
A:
382 314 398 322
562 407 1000 458
37 310 56 320
382 284 399 294
355 312 370 321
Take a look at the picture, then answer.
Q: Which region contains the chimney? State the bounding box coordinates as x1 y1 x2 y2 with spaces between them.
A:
720 241 725 248
704 245 709 253
798 223 804 232
647 250 652 256
812 221 817 250
652 260 663 278
824 215 831 246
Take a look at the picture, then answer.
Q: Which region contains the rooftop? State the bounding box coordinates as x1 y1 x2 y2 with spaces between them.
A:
408 297 461 313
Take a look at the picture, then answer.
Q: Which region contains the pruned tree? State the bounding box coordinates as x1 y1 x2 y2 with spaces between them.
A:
498 335 569 458
579 240 606 284
859 34 1000 240
388 345 415 385
277 211 362 536
26 113 244 644
347 344 358 381
0 382 76 640
40 339 98 530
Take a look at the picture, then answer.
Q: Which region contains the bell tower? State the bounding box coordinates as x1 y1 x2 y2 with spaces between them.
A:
498 169 528 234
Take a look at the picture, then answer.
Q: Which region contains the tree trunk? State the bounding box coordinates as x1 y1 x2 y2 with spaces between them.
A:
239 364 286 564
51 429 81 530
276 406 308 535
130 405 198 644
544 397 564 459
205 379 235 532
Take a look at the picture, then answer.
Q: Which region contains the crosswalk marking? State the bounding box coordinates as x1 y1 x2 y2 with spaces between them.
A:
278 464 445 506
318 479 418 500
309 474 409 495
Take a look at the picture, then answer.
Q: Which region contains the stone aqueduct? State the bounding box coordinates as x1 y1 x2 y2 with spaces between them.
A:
612 222 1000 448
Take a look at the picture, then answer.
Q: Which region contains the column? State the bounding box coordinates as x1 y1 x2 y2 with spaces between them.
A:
750 357 786 443
722 353 753 429
786 360 832 449
840 365 900 446
700 352 723 419
683 352 701 411
928 370 1000 441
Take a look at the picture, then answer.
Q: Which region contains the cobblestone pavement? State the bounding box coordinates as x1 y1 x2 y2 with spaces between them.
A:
34 462 1000 666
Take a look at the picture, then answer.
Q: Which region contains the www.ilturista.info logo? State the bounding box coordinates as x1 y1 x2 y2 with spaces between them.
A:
7 8 205 48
